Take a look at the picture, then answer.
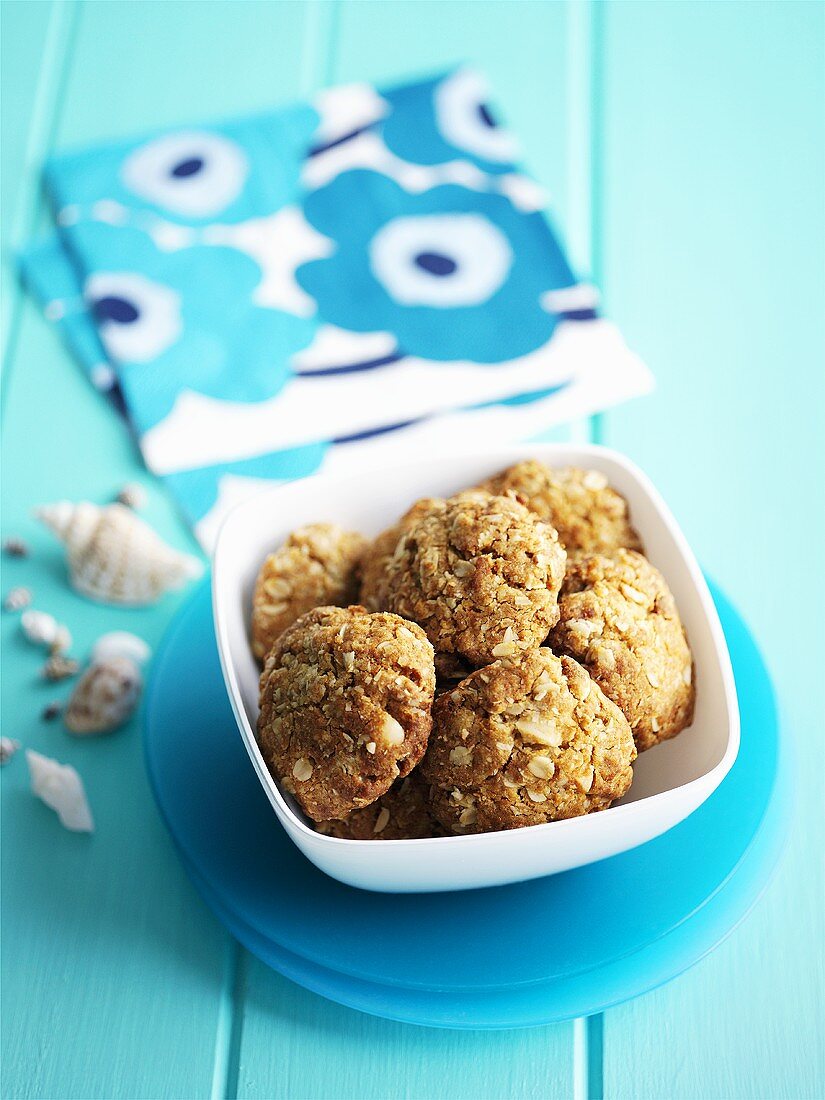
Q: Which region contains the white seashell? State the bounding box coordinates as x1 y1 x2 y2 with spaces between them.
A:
21 610 72 651
64 656 143 736
35 501 203 606
92 631 151 667
1 737 21 765
27 750 94 832
21 608 57 645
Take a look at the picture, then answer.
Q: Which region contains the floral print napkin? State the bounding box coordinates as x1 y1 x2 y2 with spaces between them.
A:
21 68 652 548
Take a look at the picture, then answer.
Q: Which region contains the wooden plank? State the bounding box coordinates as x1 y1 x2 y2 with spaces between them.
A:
0 303 226 1100
1 0 76 378
1 1 53 236
234 3 580 1096
52 0 311 145
597 2 825 1097
239 963 572 1100
0 3 319 1098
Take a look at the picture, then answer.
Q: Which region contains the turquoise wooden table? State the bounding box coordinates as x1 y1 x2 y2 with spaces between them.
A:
2 2 823 1097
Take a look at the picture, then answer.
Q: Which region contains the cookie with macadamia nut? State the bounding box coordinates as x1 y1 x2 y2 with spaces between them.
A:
251 523 368 662
421 649 636 834
548 549 695 751
316 772 444 840
359 498 439 613
479 460 643 559
257 605 435 821
381 490 566 667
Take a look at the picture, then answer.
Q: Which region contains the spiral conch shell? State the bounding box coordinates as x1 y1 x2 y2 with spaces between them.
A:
35 501 202 606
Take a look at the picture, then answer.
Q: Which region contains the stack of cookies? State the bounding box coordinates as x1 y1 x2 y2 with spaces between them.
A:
252 460 695 840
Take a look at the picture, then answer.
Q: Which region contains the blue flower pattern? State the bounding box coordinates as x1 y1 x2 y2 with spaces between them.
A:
47 105 319 226
298 172 575 362
21 68 622 540
66 221 315 432
381 69 518 175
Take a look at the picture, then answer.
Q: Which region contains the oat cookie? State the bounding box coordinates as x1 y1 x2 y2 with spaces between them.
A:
480 460 643 559
422 649 635 834
317 772 443 839
359 498 438 612
252 523 368 661
258 605 435 821
382 491 566 667
548 549 694 751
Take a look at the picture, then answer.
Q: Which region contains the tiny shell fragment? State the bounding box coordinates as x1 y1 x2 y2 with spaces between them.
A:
2 536 28 558
4 586 32 612
26 750 94 832
42 654 80 682
115 483 147 511
0 737 21 765
64 657 142 735
51 625 72 654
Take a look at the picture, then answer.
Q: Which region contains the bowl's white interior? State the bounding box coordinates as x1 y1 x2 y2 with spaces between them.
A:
213 444 737 836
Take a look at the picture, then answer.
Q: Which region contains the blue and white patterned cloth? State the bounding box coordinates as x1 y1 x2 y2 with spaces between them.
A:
21 69 652 548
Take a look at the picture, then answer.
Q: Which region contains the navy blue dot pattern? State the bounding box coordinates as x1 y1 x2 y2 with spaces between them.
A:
477 103 497 129
93 296 140 324
414 251 458 276
171 157 204 179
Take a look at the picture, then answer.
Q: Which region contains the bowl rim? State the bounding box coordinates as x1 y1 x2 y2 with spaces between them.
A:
212 442 740 849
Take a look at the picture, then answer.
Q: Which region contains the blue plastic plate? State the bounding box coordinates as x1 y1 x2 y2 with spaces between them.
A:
144 579 788 1027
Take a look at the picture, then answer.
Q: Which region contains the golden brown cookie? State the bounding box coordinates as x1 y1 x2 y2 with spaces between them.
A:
422 649 635 834
479 460 643 559
381 490 566 667
258 605 435 821
548 550 695 751
316 772 444 840
359 498 438 612
251 523 368 662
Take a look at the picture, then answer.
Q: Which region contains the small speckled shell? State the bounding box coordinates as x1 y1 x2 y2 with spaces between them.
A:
35 501 202 606
65 657 143 736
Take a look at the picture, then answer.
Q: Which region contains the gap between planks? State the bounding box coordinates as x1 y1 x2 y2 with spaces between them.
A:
211 939 248 1100
570 0 606 1090
1 0 81 415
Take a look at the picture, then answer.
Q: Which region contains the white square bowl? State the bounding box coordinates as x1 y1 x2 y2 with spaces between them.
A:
213 443 739 893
